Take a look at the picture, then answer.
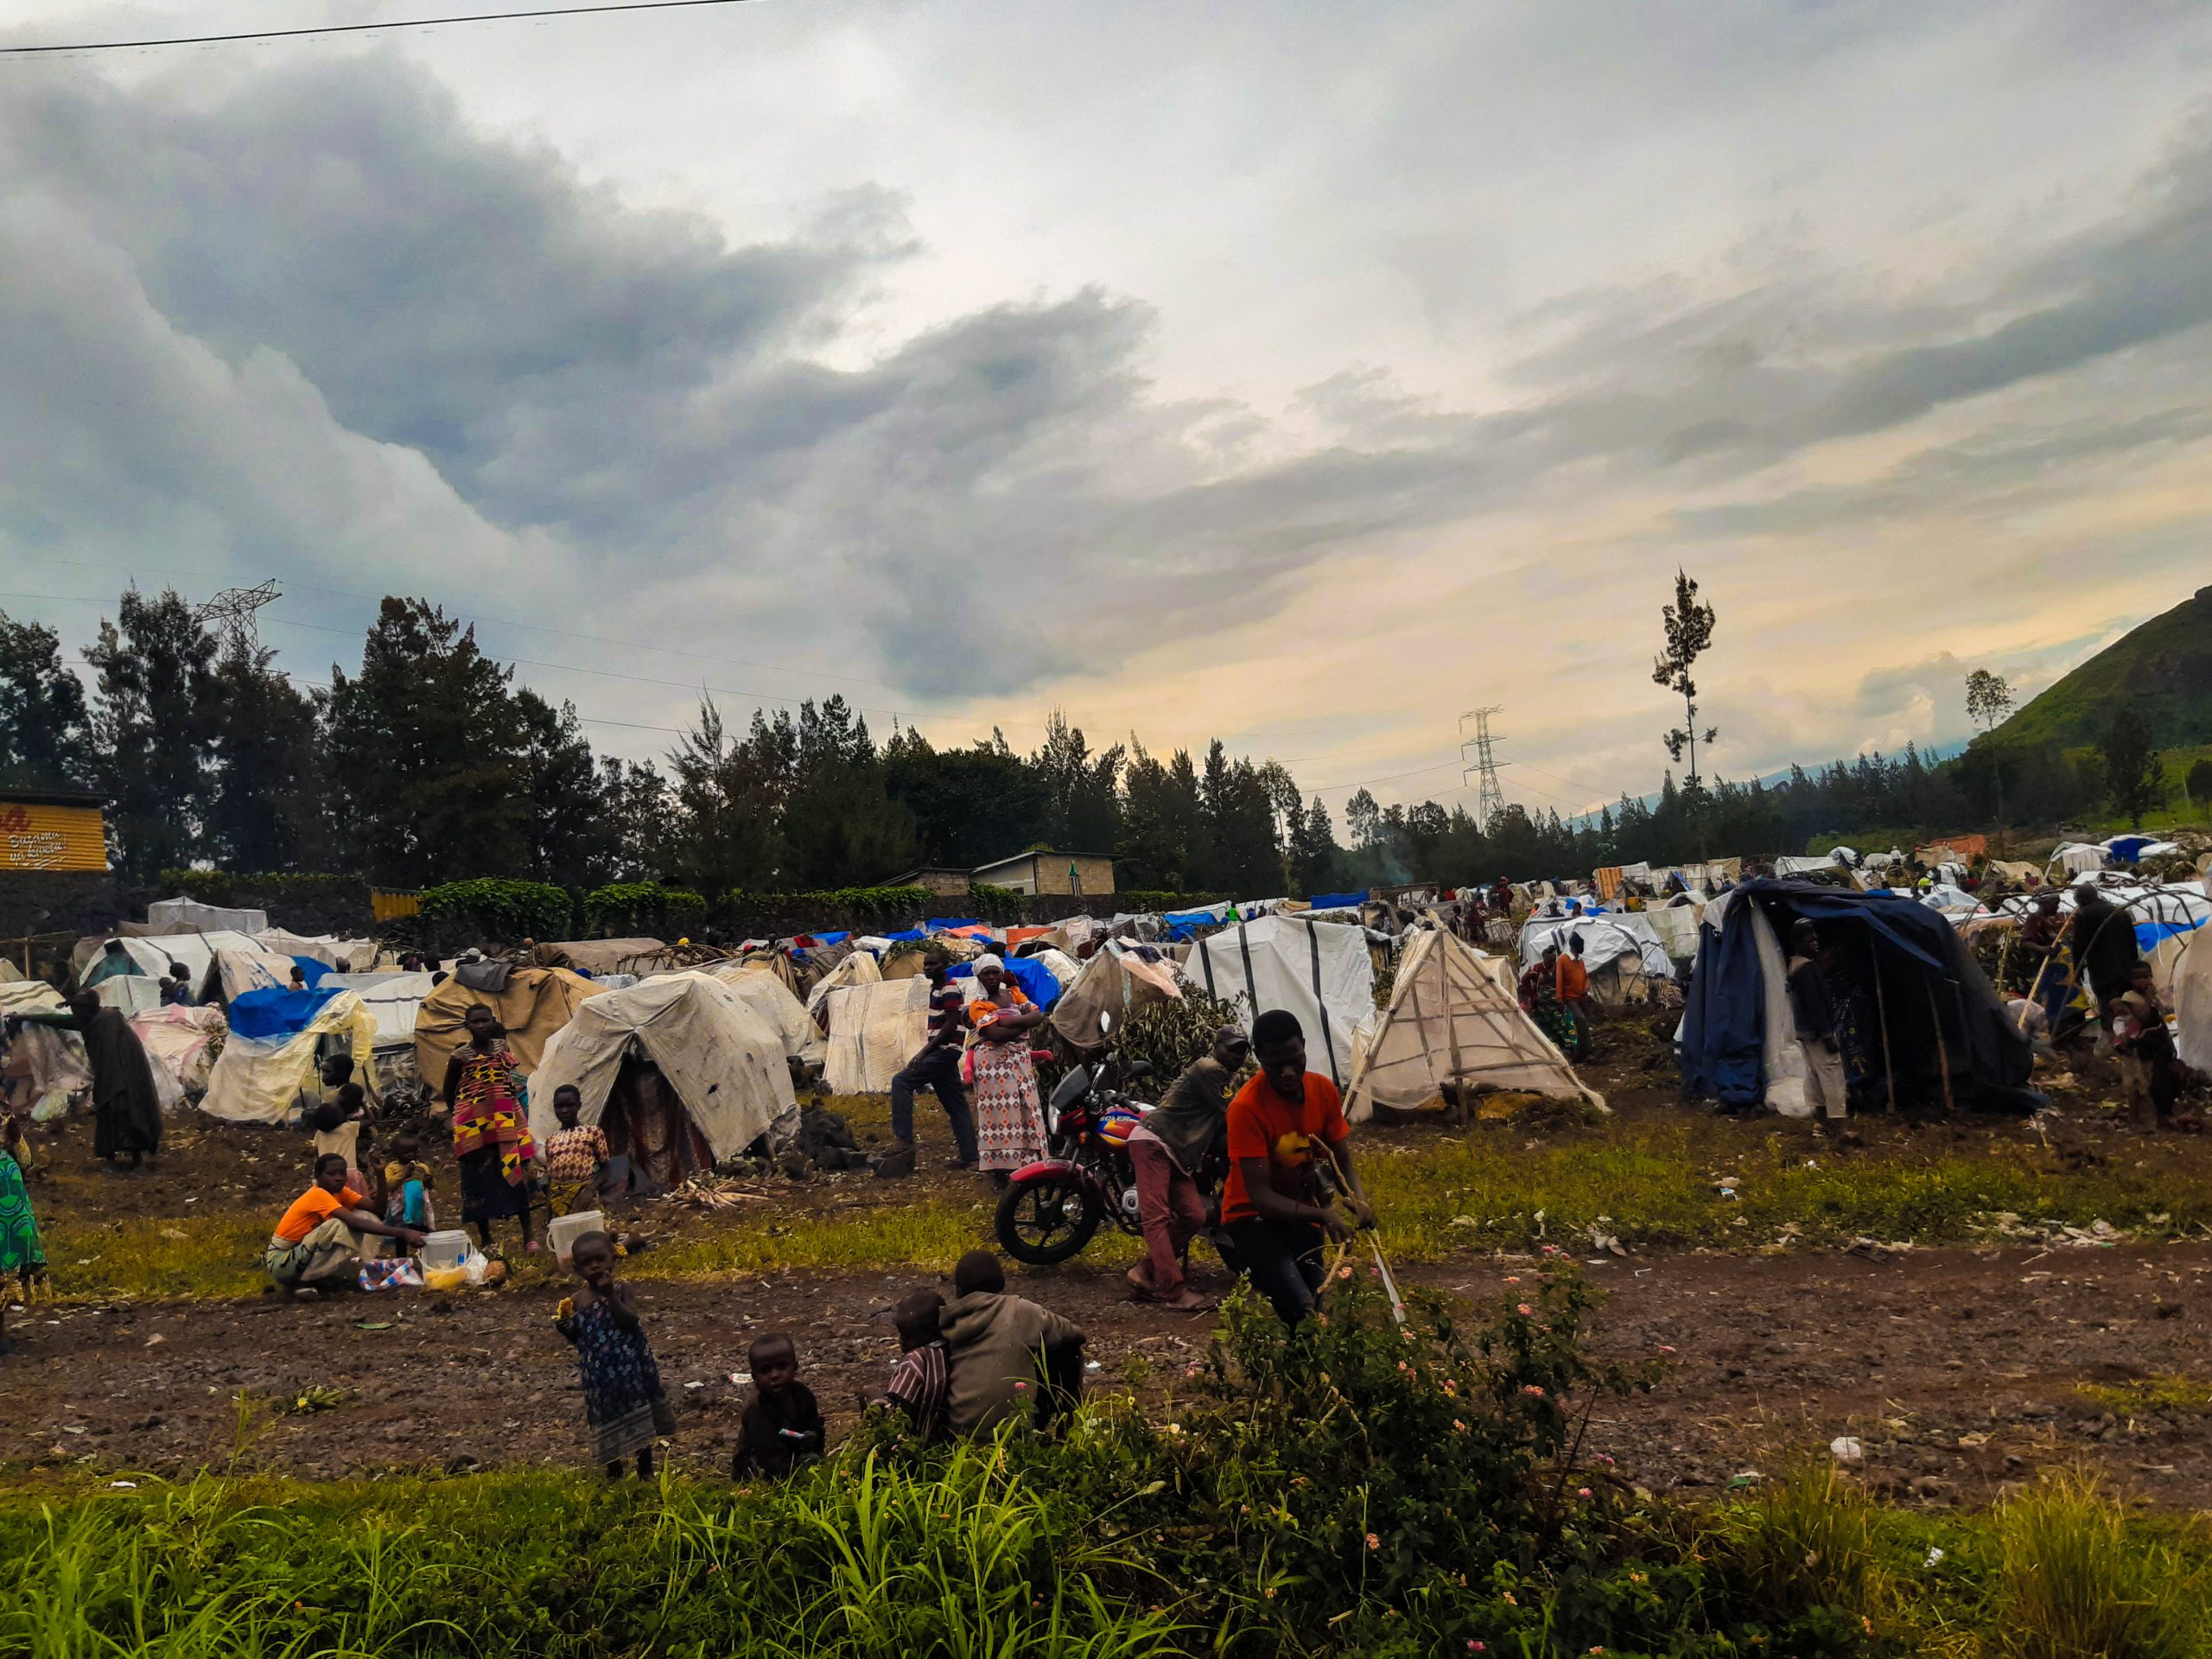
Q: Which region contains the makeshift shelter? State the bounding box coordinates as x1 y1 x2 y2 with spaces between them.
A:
143 895 269 935
702 960 826 1066
1050 943 1185 1050
1680 880 2034 1117
73 931 260 999
1516 912 1675 1003
414 967 603 1084
0 978 92 1119
823 976 931 1095
1995 882 2210 995
1640 901 1705 963
2175 932 2212 1077
1343 930 1603 1122
322 970 435 1090
91 975 165 1016
804 947 881 1017
214 947 303 1002
537 938 671 977
254 930 378 970
128 1003 226 1112
201 988 377 1125
2049 842 2107 877
528 973 798 1185
1183 913 1375 1085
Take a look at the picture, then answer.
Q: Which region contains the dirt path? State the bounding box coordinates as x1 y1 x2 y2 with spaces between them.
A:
8 1243 2208 1506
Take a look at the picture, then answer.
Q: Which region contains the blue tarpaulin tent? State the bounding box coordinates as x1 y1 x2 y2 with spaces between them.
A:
227 985 343 1043
880 928 928 944
1681 880 2034 1115
947 955 1062 1011
1309 891 1366 912
290 957 334 988
927 918 982 932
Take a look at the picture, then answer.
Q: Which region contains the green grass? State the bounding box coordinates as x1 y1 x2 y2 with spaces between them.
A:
2076 1375 2212 1417
36 1115 2209 1302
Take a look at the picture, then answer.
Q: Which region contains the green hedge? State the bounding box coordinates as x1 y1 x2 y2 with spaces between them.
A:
581 881 707 938
157 870 365 903
726 886 935 919
418 878 572 942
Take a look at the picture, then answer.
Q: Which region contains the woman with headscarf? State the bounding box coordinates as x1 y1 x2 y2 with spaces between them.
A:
442 1003 541 1255
963 957 1049 1183
5 991 162 1173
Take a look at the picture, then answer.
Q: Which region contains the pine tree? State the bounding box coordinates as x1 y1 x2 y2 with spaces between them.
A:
666 700 785 894
86 588 221 880
2101 709 2164 830
207 639 323 872
516 690 604 887
0 608 95 791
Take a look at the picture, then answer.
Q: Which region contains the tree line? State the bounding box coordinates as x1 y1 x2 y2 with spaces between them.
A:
0 589 2191 899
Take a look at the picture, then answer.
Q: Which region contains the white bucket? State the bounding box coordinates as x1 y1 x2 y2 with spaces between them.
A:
417 1230 470 1273
546 1210 605 1266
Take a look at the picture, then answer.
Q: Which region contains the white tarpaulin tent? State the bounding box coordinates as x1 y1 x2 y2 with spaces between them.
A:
1517 912 1675 1001
528 972 797 1163
201 991 377 1125
1344 930 1603 1122
1641 902 1706 962
146 895 270 935
2175 934 2212 1077
805 947 881 1016
0 979 92 1119
1182 913 1375 1085
128 1004 226 1111
255 930 378 970
824 976 931 1095
215 947 302 1002
2050 842 2107 876
76 930 260 995
92 975 165 1016
1050 943 1185 1050
702 960 826 1066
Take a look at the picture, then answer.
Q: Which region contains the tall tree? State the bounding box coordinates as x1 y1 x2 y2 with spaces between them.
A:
1032 711 1124 853
1651 569 1719 854
666 700 786 894
0 609 94 790
1344 787 1382 850
515 690 604 887
883 726 1048 869
1287 796 1343 894
1964 666 2017 826
1116 741 1195 889
780 697 916 887
2189 758 2212 812
85 588 221 880
596 756 672 883
321 596 531 884
2100 709 2164 829
207 640 323 872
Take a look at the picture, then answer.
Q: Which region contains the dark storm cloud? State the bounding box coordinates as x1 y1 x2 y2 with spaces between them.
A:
3 54 2210 702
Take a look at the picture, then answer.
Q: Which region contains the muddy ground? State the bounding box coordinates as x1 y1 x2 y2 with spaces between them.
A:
5 1014 2209 1506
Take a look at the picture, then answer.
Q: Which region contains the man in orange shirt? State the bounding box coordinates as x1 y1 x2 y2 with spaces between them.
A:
1554 933 1592 1054
1222 1009 1375 1326
265 1152 427 1298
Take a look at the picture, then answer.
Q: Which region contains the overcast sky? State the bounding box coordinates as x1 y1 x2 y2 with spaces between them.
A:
4 1 2210 823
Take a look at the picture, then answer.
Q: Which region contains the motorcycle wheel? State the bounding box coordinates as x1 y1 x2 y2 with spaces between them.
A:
995 1172 1103 1266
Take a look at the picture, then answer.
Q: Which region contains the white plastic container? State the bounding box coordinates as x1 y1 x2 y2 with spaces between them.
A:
546 1210 605 1266
417 1230 470 1273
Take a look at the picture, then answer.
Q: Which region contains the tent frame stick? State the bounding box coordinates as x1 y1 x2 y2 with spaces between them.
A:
1925 977 1956 1116
1871 949 1895 1113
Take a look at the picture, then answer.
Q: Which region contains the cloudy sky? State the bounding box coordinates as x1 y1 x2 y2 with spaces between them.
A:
4 1 2210 823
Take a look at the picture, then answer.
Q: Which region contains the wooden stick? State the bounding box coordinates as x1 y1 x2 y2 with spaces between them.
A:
1925 977 1955 1116
1872 948 1896 1113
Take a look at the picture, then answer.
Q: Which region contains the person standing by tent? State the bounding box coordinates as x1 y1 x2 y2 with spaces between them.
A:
882 953 977 1178
1786 922 1847 1120
1222 1009 1374 1327
1554 935 1592 1053
2069 885 2142 1012
1126 1023 1246 1312
0 1111 44 1351
2016 892 2072 1033
964 957 1048 1184
6 992 162 1173
1517 945 1581 1059
442 1003 542 1255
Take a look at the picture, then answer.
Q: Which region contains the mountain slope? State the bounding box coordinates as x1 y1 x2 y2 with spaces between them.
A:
1989 584 2212 749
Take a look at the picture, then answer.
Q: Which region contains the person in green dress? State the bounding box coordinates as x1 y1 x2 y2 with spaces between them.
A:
0 1113 44 1354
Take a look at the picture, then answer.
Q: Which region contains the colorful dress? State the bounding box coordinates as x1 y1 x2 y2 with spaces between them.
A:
450 1042 536 1225
541 1124 609 1217
1517 961 1583 1059
966 987 1047 1172
0 1148 43 1282
556 1295 673 1465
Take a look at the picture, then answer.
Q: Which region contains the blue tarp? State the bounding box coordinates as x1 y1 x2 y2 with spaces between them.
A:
2105 835 2157 862
1309 891 1365 912
290 957 334 988
880 928 928 944
946 956 1062 1011
227 985 342 1043
806 931 849 946
927 918 982 932
1680 880 2032 1110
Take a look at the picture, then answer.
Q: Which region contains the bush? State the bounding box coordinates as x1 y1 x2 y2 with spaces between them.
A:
969 882 1026 913
418 878 572 944
581 881 706 938
728 887 936 921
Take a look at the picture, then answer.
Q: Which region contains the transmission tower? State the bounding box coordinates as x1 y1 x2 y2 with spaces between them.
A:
1460 706 1510 827
193 580 282 657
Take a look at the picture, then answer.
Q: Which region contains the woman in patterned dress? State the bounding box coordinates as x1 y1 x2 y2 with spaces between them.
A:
963 957 1048 1185
0 1112 44 1354
442 1004 541 1255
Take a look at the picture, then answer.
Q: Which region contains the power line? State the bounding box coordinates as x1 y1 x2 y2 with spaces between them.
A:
0 0 761 58
1459 706 1509 827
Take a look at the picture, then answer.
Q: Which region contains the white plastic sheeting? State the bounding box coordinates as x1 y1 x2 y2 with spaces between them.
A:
91 976 165 1016
1049 944 1185 1051
1517 912 1676 990
1703 889 1821 1119
200 991 377 1125
702 961 826 1066
1182 913 1376 1085
215 948 302 1002
2176 934 2212 1077
804 947 881 1016
77 931 261 995
529 973 797 1162
128 1004 226 1111
0 979 92 1118
254 931 378 970
1344 930 1602 1122
146 896 270 935
824 976 931 1095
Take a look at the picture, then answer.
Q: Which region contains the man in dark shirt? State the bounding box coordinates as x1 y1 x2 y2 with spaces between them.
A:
2069 885 2142 1008
881 953 976 1176
1126 1024 1246 1310
1785 920 1847 1120
2017 891 2071 1032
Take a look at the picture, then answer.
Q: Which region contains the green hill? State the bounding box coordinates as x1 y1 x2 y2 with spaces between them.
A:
1989 583 2212 749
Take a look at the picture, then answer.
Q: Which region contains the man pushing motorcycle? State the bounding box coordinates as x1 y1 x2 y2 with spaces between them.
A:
1221 1008 1376 1327
1124 1022 1249 1311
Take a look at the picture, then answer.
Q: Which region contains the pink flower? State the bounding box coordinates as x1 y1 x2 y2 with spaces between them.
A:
1337 1265 1353 1280
1521 1384 1546 1397
1503 1275 1521 1284
1658 1344 1676 1355
1577 1487 1592 1498
1365 1532 1380 1549
1470 1644 1486 1653
1452 1419 1465 1431
1516 1303 1534 1315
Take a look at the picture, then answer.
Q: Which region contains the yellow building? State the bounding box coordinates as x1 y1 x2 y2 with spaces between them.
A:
0 790 110 873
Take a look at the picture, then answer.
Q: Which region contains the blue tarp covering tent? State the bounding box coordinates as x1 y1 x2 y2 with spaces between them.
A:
226 984 343 1043
806 931 849 946
1681 879 2035 1116
290 957 334 988
880 928 928 944
1309 892 1366 912
947 955 1063 1011
927 918 982 932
